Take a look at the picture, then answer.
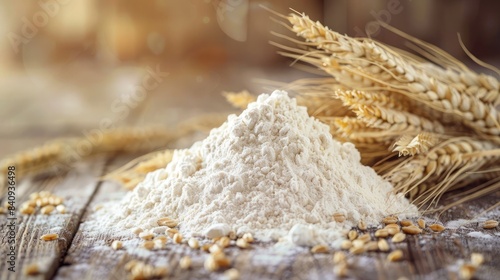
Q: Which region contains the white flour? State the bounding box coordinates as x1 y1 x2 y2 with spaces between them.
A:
102 90 417 245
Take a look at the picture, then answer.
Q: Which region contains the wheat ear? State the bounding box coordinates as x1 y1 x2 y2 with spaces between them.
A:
284 12 500 136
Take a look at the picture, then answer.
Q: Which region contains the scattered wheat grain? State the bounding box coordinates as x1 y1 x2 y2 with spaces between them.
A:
200 244 211 252
358 220 367 230
333 251 346 264
428 224 446 232
400 220 413 227
188 238 200 249
352 240 365 248
242 233 254 243
173 233 183 244
340 240 352 250
209 244 223 254
378 239 390 252
358 233 371 243
417 219 426 229
217 236 231 248
23 263 40 276
139 231 154 240
387 250 404 262
131 227 143 235
333 212 346 223
224 268 240 280
142 241 155 250
471 253 484 267
483 220 498 229
349 246 365 254
20 205 35 215
236 238 250 249
157 217 178 228
392 233 406 243
40 233 58 241
459 264 476 280
333 262 348 277
348 230 357 241
40 205 55 215
383 216 398 224
375 229 389 238
180 256 192 270
166 228 179 238
365 241 379 251
56 205 66 214
111 240 123 250
402 225 422 235
311 244 329 254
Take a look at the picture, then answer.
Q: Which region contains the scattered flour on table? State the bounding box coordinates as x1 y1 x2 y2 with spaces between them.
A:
96 90 417 246
467 231 493 239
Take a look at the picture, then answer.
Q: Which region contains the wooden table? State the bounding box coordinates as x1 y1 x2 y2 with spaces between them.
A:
0 66 499 280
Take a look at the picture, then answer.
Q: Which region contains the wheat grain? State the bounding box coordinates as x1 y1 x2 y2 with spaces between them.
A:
188 238 200 249
358 220 367 231
382 216 398 225
392 233 406 243
111 240 123 250
375 229 389 238
340 240 352 250
417 219 426 229
173 233 183 244
402 225 422 235
347 230 357 241
471 253 484 267
242 232 254 243
387 250 404 262
333 212 346 223
180 256 192 270
428 224 446 232
393 133 439 156
349 246 365 255
333 251 346 264
378 239 390 252
333 262 348 277
23 263 41 276
157 217 178 228
224 268 241 280
40 233 59 241
139 231 154 240
354 103 445 133
311 244 329 254
483 220 498 229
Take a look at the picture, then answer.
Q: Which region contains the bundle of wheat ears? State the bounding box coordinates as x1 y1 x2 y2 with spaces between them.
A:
267 10 500 210
2 10 499 212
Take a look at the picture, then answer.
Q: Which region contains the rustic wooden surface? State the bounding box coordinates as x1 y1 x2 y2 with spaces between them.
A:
0 153 499 280
0 66 499 280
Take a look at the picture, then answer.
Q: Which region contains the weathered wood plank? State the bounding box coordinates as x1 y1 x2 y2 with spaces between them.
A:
0 158 106 280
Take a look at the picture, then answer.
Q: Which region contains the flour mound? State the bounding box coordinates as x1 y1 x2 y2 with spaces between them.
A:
110 90 417 243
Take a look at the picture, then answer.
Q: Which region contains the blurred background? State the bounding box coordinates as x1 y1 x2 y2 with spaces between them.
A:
1 0 499 157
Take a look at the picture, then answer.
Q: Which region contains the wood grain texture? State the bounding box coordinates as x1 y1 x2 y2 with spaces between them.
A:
0 158 105 280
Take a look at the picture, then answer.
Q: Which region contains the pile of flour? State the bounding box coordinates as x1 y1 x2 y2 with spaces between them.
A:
105 90 417 245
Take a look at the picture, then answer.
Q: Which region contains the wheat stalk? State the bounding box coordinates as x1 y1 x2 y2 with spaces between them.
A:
0 114 227 190
104 149 175 190
281 12 500 137
270 10 500 208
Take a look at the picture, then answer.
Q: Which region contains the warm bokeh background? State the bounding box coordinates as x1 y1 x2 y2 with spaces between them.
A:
1 0 499 157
